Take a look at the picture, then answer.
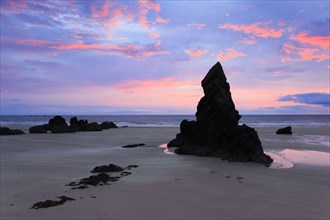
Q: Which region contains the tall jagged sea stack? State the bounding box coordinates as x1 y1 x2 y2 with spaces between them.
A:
168 62 273 166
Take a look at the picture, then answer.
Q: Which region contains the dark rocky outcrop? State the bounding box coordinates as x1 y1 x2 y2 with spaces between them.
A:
48 116 67 127
27 116 117 134
70 116 117 131
42 124 51 131
167 62 272 167
91 164 124 173
70 117 87 131
87 122 103 131
31 196 75 209
69 116 79 127
276 126 292 134
47 116 76 133
50 125 76 133
101 121 117 129
0 126 25 135
29 125 48 134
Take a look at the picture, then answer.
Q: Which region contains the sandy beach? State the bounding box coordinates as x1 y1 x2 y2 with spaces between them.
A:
1 126 329 220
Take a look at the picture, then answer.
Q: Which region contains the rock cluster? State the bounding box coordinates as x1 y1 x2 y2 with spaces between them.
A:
29 116 117 134
168 62 273 166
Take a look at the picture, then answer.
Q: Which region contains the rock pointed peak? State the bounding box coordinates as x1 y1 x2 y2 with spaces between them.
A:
168 62 273 167
202 62 226 89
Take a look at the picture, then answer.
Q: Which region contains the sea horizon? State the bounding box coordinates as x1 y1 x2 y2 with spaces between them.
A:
1 114 329 128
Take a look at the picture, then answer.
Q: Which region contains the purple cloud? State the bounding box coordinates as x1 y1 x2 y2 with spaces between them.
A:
279 93 330 107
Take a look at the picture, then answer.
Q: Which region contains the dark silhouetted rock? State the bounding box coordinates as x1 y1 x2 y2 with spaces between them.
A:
91 164 124 173
47 116 76 133
48 116 67 127
70 117 79 127
29 125 47 134
69 117 105 131
85 122 103 131
50 125 76 133
0 127 25 135
167 134 184 147
31 196 75 209
276 126 292 134
101 121 118 129
79 119 88 125
122 143 145 148
168 62 273 167
42 124 51 131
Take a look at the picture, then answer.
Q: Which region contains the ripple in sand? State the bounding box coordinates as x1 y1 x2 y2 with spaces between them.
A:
289 135 330 147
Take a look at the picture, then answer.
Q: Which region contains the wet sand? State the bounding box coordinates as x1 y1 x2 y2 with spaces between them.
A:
1 126 329 219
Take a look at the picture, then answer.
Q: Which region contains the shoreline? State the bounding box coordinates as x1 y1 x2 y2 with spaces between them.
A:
1 126 329 219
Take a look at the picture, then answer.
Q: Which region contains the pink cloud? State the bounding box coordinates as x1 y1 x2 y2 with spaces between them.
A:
280 33 329 63
188 23 207 29
280 42 329 63
91 1 112 19
150 30 160 39
16 39 58 46
240 38 257 45
9 37 168 59
184 49 208 56
52 43 138 51
139 0 160 12
138 0 161 28
130 41 169 58
114 77 200 98
217 48 247 60
100 1 112 17
219 21 284 38
156 16 169 24
90 1 134 24
0 0 29 14
290 33 329 49
53 41 168 59
104 17 121 27
116 77 177 91
75 77 201 108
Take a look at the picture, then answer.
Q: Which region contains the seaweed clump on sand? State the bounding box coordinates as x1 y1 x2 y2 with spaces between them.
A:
31 196 75 209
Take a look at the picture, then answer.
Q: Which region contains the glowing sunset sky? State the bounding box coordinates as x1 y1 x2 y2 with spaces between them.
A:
0 0 329 115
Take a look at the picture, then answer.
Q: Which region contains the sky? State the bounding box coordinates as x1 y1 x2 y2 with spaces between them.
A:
0 0 329 115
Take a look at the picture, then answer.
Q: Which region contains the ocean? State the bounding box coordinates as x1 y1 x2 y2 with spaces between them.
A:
0 115 329 127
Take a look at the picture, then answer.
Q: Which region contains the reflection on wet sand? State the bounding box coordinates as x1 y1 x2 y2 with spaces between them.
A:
159 144 175 155
267 149 330 169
